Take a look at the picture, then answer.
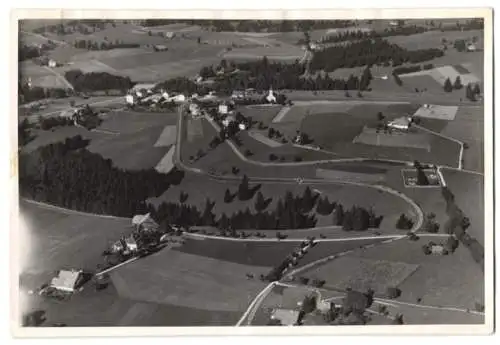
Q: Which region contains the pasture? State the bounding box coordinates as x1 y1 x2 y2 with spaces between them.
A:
306 256 420 294
19 200 131 276
441 169 485 246
440 105 484 172
23 110 177 171
386 29 483 50
348 239 484 311
353 127 432 151
110 249 270 312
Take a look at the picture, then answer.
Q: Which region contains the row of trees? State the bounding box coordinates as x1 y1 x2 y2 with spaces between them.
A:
19 136 184 217
320 25 428 44
18 84 71 104
392 63 434 75
19 43 56 62
64 69 134 92
72 39 140 51
141 19 355 32
310 38 444 72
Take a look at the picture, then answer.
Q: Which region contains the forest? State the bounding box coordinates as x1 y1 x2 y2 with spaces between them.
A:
64 69 134 92
19 136 184 217
310 38 444 72
72 39 140 50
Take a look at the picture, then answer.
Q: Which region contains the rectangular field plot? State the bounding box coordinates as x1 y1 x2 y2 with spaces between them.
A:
402 169 442 188
110 249 269 312
316 168 386 184
353 127 431 151
413 105 459 121
309 256 420 294
186 117 204 142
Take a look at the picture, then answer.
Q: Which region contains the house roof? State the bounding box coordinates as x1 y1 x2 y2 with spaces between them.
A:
388 116 411 128
50 270 82 291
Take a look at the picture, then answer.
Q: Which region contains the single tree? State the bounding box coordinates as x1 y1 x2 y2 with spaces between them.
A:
453 76 463 89
224 188 233 203
254 191 268 212
443 77 453 92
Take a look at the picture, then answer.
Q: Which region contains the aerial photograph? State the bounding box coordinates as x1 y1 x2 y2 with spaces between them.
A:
17 17 487 328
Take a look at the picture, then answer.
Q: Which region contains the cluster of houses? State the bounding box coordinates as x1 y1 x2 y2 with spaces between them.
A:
125 83 187 107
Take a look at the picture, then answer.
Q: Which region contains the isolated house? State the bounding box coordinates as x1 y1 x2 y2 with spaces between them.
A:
387 116 412 131
50 270 84 293
218 103 229 115
266 88 277 103
466 44 477 52
48 59 57 68
222 114 236 128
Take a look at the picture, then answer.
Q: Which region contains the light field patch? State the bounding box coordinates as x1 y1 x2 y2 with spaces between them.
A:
413 105 459 121
154 125 177 147
401 66 480 86
353 127 431 150
248 131 283 148
155 145 175 174
310 257 420 294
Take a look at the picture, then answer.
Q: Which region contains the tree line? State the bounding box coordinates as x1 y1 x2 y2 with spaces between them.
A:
310 38 444 72
392 63 434 75
18 84 71 104
73 39 140 51
19 136 185 217
19 43 56 62
320 25 428 44
140 19 355 32
64 69 134 92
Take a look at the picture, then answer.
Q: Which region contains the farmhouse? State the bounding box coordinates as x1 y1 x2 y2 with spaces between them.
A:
50 269 84 293
387 116 412 131
467 44 477 52
266 88 277 103
48 59 57 68
132 213 159 232
270 308 300 326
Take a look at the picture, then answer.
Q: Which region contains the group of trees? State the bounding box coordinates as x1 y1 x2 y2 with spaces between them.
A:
18 119 34 147
32 20 111 36
19 136 185 217
18 84 71 104
64 69 133 92
336 205 383 231
310 38 444 72
465 83 481 101
19 43 56 62
73 39 140 51
441 186 484 270
320 25 428 45
203 57 367 92
396 213 414 230
392 63 434 75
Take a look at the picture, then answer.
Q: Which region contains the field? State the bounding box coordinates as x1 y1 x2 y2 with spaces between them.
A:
19 201 131 278
386 29 484 50
22 110 177 171
223 46 304 62
441 169 485 246
110 248 269 312
305 256 420 294
345 239 484 311
353 127 432 150
175 237 387 269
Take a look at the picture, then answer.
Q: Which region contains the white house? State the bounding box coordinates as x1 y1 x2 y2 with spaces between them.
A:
387 116 412 131
266 88 277 103
48 59 57 68
50 270 84 293
124 236 138 252
125 94 136 105
466 44 477 52
189 103 201 116
218 104 229 115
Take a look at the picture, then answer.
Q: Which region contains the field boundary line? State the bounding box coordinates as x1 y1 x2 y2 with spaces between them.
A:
42 66 74 90
236 282 276 326
21 199 131 220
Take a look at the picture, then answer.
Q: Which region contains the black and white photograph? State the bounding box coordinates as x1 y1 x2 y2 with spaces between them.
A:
12 8 493 335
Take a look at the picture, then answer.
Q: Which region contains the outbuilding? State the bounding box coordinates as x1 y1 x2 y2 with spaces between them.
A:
50 270 84 293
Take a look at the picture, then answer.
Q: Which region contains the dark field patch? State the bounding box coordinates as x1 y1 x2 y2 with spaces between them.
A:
175 238 387 269
415 118 450 133
453 64 471 74
315 163 388 174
